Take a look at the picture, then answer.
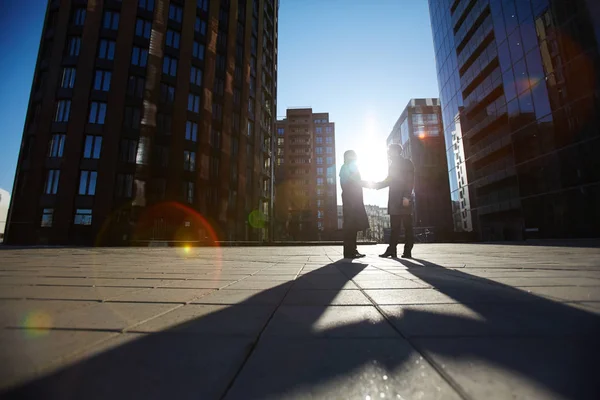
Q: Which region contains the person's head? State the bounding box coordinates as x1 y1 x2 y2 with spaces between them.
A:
344 150 357 164
388 144 403 161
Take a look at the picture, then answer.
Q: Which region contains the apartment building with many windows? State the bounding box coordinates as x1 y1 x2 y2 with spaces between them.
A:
6 0 278 245
429 0 600 240
274 109 337 240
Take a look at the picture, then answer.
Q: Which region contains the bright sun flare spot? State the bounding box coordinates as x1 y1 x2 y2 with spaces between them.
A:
356 140 388 182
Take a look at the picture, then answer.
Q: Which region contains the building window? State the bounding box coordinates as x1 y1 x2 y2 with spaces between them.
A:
326 147 333 154
67 37 81 56
212 103 222 120
316 137 323 144
209 156 219 179
197 0 209 12
74 209 92 225
327 177 335 185
187 94 200 113
326 157 333 164
277 137 284 145
124 106 141 129
41 208 54 227
316 157 323 165
102 11 120 30
277 127 284 135
93 70 111 91
185 121 198 142
73 8 86 26
190 66 202 86
326 127 333 133
169 4 182 23
210 128 221 148
326 167 335 177
315 127 322 134
317 167 323 175
120 139 137 163
183 151 196 171
166 29 180 49
61 67 76 89
83 135 102 159
44 169 60 194
138 0 155 12
183 181 194 203
216 54 226 72
54 100 71 122
78 170 97 195
317 177 324 186
195 17 207 35
326 136 333 144
160 83 175 104
157 113 171 135
115 174 134 198
88 102 107 124
316 147 323 154
48 134 66 158
154 145 169 167
247 121 254 137
131 46 148 67
98 39 116 60
193 41 205 60
127 75 145 98
214 78 224 96
135 18 152 39
162 56 177 76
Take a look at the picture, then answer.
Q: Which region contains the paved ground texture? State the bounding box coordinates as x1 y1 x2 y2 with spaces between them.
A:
1 243 599 400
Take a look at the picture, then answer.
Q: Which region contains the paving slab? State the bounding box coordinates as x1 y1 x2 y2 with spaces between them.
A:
192 288 289 305
109 287 215 303
283 289 372 305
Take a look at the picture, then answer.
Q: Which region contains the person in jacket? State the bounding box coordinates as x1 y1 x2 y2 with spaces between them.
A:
373 144 415 258
339 150 370 259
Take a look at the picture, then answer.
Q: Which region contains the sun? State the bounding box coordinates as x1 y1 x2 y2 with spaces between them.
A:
356 140 388 182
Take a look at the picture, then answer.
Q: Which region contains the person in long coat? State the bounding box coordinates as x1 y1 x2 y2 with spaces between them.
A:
339 150 370 259
374 144 415 258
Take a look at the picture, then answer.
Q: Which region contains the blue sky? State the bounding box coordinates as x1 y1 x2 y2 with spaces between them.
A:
0 0 439 208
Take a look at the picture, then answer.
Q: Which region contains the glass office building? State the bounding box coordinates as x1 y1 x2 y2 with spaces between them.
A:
429 0 600 240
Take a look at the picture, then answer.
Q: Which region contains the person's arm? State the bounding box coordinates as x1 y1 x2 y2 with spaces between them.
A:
401 160 415 203
373 164 394 190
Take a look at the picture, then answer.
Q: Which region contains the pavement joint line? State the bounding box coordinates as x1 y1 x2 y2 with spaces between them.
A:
217 263 303 400
337 262 473 400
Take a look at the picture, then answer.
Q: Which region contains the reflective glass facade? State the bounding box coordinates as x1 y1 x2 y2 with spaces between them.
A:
429 0 600 240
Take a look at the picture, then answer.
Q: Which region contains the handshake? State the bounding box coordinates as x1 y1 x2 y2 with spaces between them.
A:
363 181 380 190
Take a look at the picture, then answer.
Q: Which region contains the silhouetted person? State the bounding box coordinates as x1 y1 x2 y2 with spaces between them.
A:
339 150 370 259
374 144 415 258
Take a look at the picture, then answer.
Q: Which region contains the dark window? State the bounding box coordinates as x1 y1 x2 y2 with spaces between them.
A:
185 121 198 141
61 67 76 89
216 54 226 72
54 100 71 122
98 39 116 60
190 66 203 86
168 4 182 23
88 102 107 124
193 41 205 60
103 11 120 30
154 145 169 167
93 70 112 91
210 128 221 148
531 80 552 121
131 47 148 67
48 134 66 158
127 75 145 98
503 70 517 101
74 209 93 225
183 150 196 171
166 29 180 49
83 135 102 159
162 56 177 76
124 107 141 129
115 174 134 198
135 19 152 39
44 170 60 194
212 103 222 120
214 78 224 95
187 94 200 113
120 139 138 163
41 208 54 227
197 0 209 12
138 0 155 12
78 170 97 195
195 17 207 35
157 113 171 135
73 8 86 26
183 181 195 204
67 36 81 56
209 156 220 179
160 83 175 104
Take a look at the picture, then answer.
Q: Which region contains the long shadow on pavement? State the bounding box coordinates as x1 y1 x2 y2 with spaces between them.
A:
2 257 600 399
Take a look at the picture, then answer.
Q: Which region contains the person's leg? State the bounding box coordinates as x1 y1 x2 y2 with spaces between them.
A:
343 228 354 257
402 214 414 257
381 215 400 257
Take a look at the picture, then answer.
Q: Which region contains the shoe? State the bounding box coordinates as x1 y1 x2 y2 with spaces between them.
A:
401 253 412 259
354 251 366 258
379 249 397 258
344 253 360 259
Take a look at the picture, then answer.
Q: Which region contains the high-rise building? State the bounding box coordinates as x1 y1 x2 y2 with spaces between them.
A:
387 98 453 239
274 108 337 240
6 0 278 245
429 0 600 240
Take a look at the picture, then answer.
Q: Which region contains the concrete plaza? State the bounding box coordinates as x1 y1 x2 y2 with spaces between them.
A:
0 242 599 399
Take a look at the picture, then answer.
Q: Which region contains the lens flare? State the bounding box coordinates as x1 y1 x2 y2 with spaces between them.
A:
22 311 52 338
248 210 266 228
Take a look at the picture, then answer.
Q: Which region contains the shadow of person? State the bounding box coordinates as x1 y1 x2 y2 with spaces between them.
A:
2 257 600 400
